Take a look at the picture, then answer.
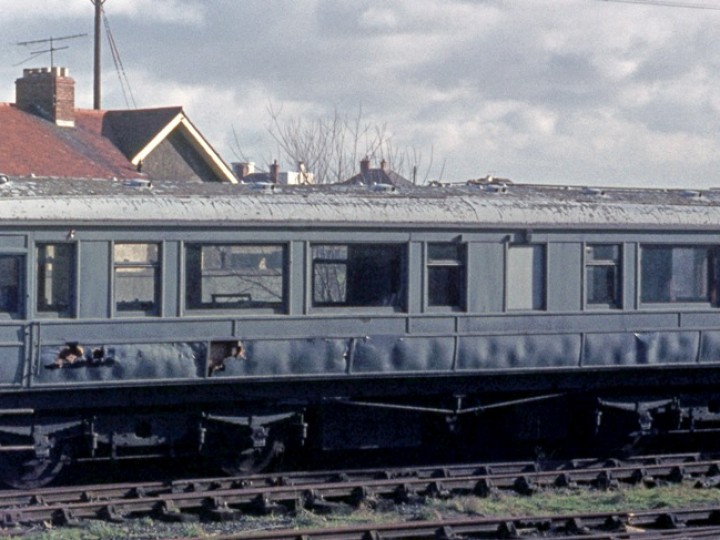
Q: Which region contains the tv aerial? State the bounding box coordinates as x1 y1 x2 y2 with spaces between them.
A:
15 33 88 68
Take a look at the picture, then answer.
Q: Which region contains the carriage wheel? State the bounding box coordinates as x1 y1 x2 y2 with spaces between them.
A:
0 444 69 489
221 439 285 476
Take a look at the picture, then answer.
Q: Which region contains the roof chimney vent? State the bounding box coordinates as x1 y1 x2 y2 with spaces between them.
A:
232 162 255 180
360 156 371 175
270 160 280 184
15 67 76 127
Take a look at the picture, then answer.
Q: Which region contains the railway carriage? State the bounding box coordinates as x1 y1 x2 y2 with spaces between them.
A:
0 175 719 488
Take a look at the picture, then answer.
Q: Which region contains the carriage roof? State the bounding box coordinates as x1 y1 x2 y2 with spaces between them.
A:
0 175 718 230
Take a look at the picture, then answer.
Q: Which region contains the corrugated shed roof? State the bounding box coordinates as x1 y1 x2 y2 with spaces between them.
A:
0 176 718 230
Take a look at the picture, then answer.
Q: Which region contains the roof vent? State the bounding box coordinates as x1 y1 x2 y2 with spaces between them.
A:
372 183 396 193
0 175 8 185
583 187 606 197
125 178 153 188
484 183 508 194
467 175 513 186
250 182 278 193
681 189 702 199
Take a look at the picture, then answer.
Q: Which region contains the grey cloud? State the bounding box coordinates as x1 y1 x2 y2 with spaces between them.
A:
627 100 720 135
3 1 720 187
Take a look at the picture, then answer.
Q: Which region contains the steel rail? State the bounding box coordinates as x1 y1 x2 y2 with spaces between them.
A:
166 509 720 539
0 452 706 509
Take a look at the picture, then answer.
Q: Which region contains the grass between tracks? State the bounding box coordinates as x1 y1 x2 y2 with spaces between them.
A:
6 484 720 539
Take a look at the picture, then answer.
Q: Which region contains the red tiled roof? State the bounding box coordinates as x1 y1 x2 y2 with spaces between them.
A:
0 103 182 179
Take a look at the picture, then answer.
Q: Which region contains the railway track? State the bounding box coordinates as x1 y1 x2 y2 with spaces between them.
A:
196 511 720 540
0 452 717 529
189 511 720 540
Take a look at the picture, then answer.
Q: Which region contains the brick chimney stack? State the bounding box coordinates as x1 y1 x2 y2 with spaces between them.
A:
360 156 370 175
15 67 76 127
270 160 280 184
232 162 255 180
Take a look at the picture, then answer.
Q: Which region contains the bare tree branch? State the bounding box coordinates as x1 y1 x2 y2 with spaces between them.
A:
231 103 440 184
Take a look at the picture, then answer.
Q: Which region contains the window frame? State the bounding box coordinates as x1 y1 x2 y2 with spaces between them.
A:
505 243 547 312
184 243 287 314
584 243 622 310
310 242 406 312
311 245 349 307
639 244 719 307
425 242 466 312
36 242 76 318
112 242 161 317
0 254 24 319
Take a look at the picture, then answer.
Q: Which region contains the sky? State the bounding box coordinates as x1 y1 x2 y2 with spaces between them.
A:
2 0 720 187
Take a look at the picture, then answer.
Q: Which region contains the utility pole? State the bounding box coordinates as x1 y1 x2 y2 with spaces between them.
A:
92 0 107 110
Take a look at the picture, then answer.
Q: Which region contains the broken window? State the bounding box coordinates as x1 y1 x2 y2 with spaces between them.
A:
585 244 621 309
641 245 720 304
37 243 75 316
0 255 22 315
114 243 160 315
312 244 404 308
427 243 465 308
185 244 285 310
506 244 546 311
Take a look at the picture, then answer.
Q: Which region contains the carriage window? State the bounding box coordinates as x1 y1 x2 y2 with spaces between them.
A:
113 243 160 315
312 244 404 308
506 245 546 310
0 255 22 315
585 244 621 309
37 243 75 316
641 245 720 304
185 244 285 310
427 243 465 308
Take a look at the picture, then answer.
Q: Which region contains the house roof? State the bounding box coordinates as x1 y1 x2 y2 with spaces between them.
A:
0 103 236 183
341 165 414 187
0 103 134 179
99 107 183 161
